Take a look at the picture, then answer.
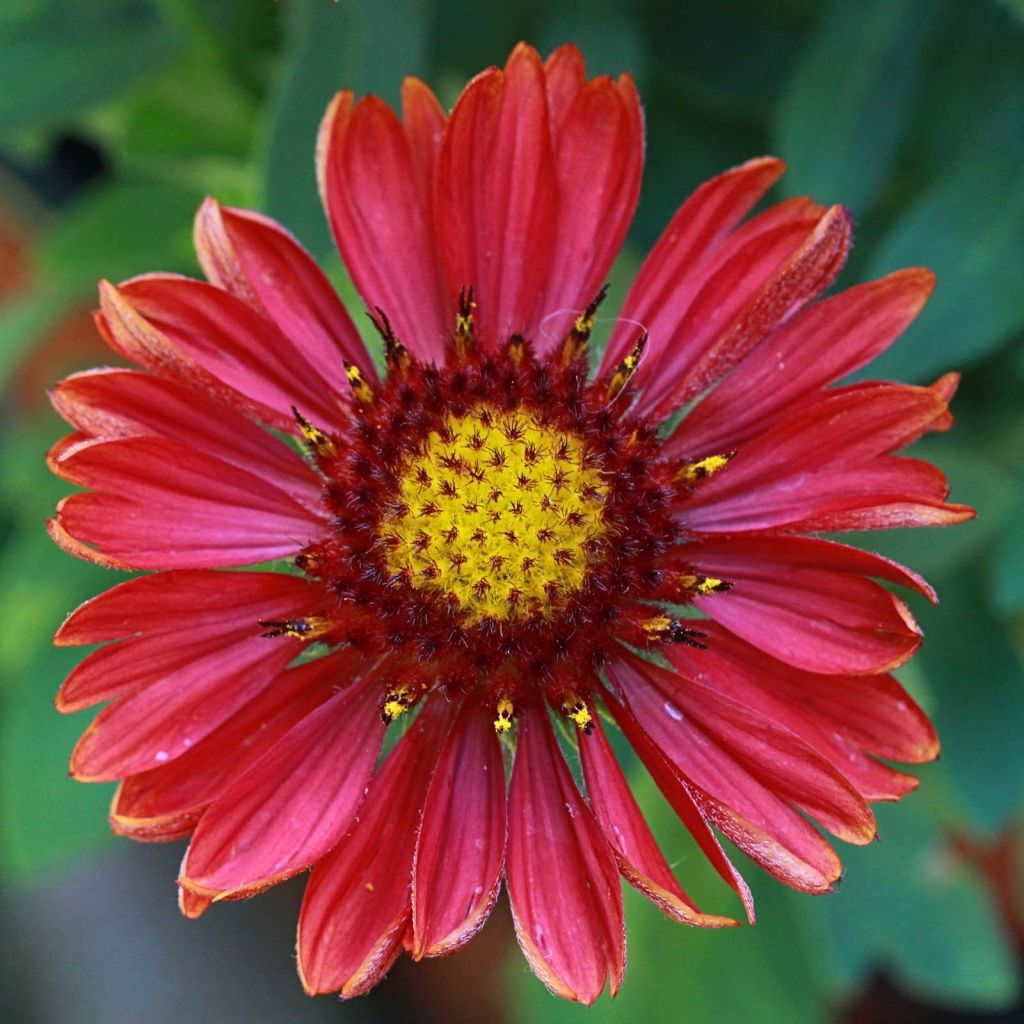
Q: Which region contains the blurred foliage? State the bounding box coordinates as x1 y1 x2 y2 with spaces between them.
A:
1 0 1022 1020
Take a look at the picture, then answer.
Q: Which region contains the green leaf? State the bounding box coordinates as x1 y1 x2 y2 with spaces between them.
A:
917 574 1024 835
861 116 1024 381
0 582 117 882
776 0 931 215
807 800 1018 1008
635 3 808 116
0 1 181 134
538 2 648 87
37 181 204 296
0 293 68 389
0 422 117 881
260 0 430 258
510 883 825 1022
911 0 1024 175
111 59 258 166
995 0 1024 23
992 486 1024 613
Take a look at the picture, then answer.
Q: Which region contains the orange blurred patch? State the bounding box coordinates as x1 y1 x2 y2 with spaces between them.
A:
0 197 116 415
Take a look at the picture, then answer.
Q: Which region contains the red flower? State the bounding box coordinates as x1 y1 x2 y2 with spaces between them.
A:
48 43 972 1004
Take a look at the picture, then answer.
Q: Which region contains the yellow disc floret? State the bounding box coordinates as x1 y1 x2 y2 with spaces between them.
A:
380 406 607 623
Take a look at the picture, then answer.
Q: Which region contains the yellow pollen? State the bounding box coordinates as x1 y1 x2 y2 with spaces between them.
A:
344 361 374 404
640 615 709 649
293 408 336 458
494 696 514 733
562 692 593 733
381 688 414 723
561 284 607 365
606 334 647 401
677 451 735 484
679 573 732 595
381 407 607 623
640 615 674 638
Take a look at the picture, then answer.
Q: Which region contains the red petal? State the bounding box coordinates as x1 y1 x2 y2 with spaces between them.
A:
695 534 936 600
640 204 852 419
602 157 786 371
436 44 558 342
543 44 586 135
669 268 936 456
178 885 212 920
925 372 959 432
626 652 877 845
619 651 877 842
179 671 387 900
194 199 372 376
111 650 361 841
682 623 940 766
601 689 756 924
50 369 322 513
55 569 314 645
579 713 737 928
320 92 449 359
100 277 347 431
70 636 300 782
50 436 320 569
401 76 446 210
537 74 643 350
297 699 452 997
680 385 973 534
688 456 969 534
609 656 866 892
411 701 506 958
55 570 317 712
506 704 624 1004
663 627 930 803
683 535 925 675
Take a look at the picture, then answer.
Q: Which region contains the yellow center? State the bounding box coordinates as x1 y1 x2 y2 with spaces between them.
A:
380 407 607 623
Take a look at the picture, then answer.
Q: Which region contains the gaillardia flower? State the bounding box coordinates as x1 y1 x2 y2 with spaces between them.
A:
49 44 972 1003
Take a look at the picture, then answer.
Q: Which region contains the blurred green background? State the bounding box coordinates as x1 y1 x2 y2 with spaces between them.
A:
2 1 1023 1021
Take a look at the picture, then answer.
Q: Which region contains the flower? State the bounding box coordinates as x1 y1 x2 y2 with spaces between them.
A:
48 42 973 1004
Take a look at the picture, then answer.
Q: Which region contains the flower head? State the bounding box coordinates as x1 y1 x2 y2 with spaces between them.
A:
49 43 972 1004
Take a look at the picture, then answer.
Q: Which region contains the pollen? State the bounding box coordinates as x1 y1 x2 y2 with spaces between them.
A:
677 451 735 484
381 687 415 723
562 692 593 733
494 696 514 734
679 573 733 595
381 407 607 623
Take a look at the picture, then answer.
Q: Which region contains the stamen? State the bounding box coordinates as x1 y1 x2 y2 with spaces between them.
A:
381 685 418 723
384 333 411 373
292 407 336 458
640 616 708 648
507 333 526 364
679 573 733 595
560 283 609 366
561 691 593 734
456 287 476 355
343 361 375 405
605 333 647 402
676 451 736 484
494 696 514 734
259 615 331 640
367 305 401 350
